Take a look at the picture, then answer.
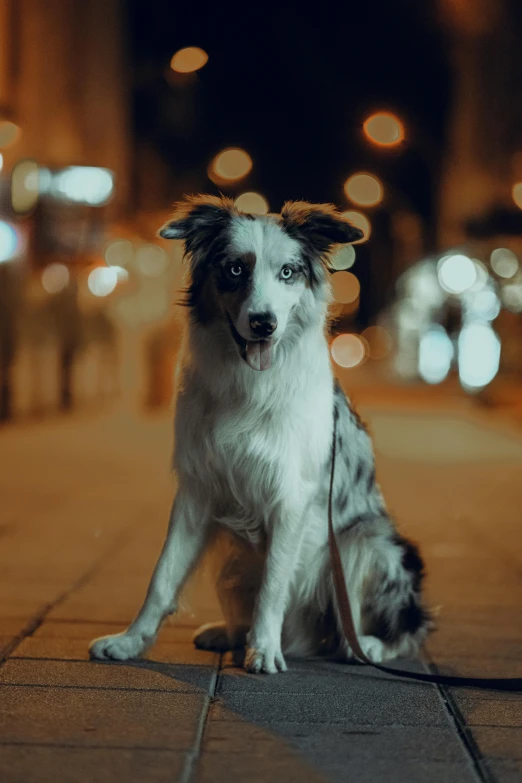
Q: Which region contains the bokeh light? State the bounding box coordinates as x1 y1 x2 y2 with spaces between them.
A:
331 334 366 368
512 182 522 210
362 326 393 359
342 210 371 242
11 159 39 213
211 148 252 181
170 47 208 73
490 248 518 279
41 263 70 294
0 221 19 263
438 253 477 294
363 112 404 146
502 281 522 312
458 323 500 389
52 166 114 205
136 244 168 276
105 239 134 267
418 326 454 384
0 121 21 148
344 173 383 207
88 267 118 297
330 245 356 271
234 192 269 214
331 271 360 303
0 153 3 172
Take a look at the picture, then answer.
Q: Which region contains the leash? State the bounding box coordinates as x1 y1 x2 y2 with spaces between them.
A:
328 412 522 691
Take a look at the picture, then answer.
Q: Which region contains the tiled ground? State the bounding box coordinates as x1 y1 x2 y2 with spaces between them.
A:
1 404 521 782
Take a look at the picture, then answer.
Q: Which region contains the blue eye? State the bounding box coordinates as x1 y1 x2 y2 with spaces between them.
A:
281 266 293 280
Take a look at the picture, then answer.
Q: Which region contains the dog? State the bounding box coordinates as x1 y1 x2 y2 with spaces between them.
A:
89 195 431 673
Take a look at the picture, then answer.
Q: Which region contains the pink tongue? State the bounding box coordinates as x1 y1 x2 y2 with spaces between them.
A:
245 340 272 371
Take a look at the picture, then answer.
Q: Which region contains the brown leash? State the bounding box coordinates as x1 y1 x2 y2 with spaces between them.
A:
328 412 522 691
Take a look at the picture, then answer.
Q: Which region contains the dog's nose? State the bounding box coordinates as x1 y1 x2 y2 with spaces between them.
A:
249 312 277 338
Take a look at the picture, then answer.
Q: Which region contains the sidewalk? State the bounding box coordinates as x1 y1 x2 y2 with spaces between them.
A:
0 403 521 782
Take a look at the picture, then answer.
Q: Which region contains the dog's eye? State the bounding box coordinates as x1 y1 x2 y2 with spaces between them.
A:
281 265 293 280
229 263 243 277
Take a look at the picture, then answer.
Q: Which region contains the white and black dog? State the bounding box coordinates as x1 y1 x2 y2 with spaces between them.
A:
90 195 431 673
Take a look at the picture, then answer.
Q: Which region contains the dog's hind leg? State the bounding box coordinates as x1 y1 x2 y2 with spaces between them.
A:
330 516 431 663
90 488 211 661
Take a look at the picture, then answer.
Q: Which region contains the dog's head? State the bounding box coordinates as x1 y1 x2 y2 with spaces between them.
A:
159 195 362 371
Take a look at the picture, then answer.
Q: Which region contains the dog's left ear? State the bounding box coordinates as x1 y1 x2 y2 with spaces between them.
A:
281 201 364 254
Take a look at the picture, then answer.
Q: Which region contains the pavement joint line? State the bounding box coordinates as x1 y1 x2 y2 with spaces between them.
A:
427 660 496 783
0 741 183 752
178 655 221 783
0 682 209 693
0 511 149 667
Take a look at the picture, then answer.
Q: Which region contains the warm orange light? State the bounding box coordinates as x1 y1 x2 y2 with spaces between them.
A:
344 173 383 207
512 182 522 210
0 121 21 148
363 112 404 147
211 148 252 181
331 271 360 304
170 47 208 74
235 192 269 214
361 326 393 359
330 334 366 368
342 210 371 242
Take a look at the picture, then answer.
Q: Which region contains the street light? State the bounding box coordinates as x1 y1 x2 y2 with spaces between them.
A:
234 192 269 214
170 47 208 74
210 148 252 183
512 182 522 210
344 173 383 207
363 112 404 147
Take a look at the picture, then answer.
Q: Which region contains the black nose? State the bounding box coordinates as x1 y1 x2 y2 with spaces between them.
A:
249 312 277 338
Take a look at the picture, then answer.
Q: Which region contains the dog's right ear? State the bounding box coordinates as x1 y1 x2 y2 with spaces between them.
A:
158 195 236 248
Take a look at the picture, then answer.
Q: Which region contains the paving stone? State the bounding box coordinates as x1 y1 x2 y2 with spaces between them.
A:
204 721 471 762
0 658 217 693
11 637 217 666
433 656 522 677
195 752 478 783
218 659 429 695
468 726 522 759
0 746 185 783
484 759 522 783
0 685 203 748
457 697 522 727
33 620 196 643
209 685 449 726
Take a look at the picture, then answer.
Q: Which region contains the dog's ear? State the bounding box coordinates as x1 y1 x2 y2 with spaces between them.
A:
280 201 364 254
158 195 236 251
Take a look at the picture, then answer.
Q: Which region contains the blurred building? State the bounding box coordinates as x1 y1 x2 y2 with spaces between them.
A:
0 0 130 211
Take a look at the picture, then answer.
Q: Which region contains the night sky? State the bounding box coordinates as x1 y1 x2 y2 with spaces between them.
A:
128 0 451 218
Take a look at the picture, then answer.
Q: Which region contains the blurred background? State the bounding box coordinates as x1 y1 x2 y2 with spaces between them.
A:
2 0 522 423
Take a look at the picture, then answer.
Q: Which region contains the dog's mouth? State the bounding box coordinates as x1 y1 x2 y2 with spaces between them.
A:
226 313 274 372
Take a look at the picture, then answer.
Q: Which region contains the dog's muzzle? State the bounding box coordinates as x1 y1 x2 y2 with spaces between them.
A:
226 313 274 371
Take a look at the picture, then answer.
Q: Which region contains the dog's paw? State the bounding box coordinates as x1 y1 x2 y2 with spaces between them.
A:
193 622 231 652
357 635 397 663
89 631 150 662
244 644 287 674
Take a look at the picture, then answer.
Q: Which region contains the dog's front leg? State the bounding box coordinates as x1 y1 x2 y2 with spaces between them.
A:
89 488 210 661
244 504 307 674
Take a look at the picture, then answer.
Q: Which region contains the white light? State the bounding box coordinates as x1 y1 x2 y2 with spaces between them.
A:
41 263 70 293
490 248 518 279
469 259 489 292
418 326 454 384
402 263 445 308
52 167 114 206
0 152 3 172
438 254 477 294
502 282 522 313
0 221 19 263
88 266 118 297
458 323 500 389
465 289 500 322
